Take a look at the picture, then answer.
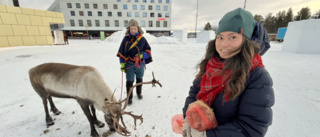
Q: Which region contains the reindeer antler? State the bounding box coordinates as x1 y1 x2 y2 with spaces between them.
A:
122 72 162 111
104 72 162 136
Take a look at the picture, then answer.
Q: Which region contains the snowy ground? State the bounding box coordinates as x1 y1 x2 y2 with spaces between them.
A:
0 39 319 137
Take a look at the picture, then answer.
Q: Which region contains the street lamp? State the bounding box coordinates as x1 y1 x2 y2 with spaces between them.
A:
195 0 199 38
85 25 90 39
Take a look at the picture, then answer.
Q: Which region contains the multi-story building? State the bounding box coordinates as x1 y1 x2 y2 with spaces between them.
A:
48 0 172 38
0 0 13 6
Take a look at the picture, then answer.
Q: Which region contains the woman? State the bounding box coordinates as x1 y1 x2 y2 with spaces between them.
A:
117 19 152 105
182 8 274 137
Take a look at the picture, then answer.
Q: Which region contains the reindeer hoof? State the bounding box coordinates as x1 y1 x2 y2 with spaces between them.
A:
95 120 105 128
46 116 54 126
51 108 61 115
46 121 54 126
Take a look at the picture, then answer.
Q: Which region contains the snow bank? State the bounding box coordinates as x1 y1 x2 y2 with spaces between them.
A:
173 30 187 43
196 30 215 43
105 28 183 45
283 19 320 54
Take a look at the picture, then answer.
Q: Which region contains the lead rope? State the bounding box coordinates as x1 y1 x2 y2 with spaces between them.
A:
120 71 124 100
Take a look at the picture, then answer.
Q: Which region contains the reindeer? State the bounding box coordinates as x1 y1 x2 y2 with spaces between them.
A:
28 63 162 137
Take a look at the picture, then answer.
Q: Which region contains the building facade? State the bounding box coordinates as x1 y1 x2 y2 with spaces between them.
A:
0 0 14 6
48 0 172 38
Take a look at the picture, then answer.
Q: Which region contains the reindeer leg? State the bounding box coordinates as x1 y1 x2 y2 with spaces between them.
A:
78 101 99 137
90 105 105 128
48 96 61 115
42 97 54 126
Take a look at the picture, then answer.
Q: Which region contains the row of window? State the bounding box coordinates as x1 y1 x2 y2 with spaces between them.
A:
117 0 170 3
70 11 169 18
68 3 169 11
70 19 169 28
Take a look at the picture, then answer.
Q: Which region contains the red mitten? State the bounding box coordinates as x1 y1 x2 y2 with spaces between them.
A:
186 100 218 131
171 114 185 134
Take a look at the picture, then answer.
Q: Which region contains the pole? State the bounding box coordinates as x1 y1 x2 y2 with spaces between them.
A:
195 0 199 38
244 0 247 9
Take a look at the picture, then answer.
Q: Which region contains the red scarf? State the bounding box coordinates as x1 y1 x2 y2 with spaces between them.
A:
197 54 264 106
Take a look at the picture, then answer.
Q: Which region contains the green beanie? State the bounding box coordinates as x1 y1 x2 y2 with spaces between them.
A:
217 8 255 39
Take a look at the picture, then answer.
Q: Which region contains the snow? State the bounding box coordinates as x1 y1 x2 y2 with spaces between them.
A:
283 19 320 54
0 37 320 137
196 30 216 43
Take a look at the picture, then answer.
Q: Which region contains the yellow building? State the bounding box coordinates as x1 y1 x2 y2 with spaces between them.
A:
0 5 65 47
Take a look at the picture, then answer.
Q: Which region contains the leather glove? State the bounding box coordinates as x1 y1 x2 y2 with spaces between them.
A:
190 128 206 137
182 119 191 137
120 63 125 72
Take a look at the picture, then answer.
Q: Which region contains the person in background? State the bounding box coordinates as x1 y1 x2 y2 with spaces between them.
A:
117 19 152 105
182 8 274 137
64 33 69 45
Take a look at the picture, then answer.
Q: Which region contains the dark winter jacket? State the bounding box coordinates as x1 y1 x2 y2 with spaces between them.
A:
251 22 270 56
117 34 152 64
183 67 274 137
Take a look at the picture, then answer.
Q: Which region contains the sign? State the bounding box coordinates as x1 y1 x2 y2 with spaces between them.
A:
158 18 166 21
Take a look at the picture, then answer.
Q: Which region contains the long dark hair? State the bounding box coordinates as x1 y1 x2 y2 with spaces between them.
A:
195 37 260 100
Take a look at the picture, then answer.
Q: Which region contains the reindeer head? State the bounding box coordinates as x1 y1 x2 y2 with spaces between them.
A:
104 72 162 136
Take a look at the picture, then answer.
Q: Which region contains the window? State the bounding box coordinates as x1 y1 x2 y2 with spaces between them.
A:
164 21 167 27
165 13 169 18
143 12 147 17
117 0 121 1
150 12 154 17
118 12 122 17
158 0 162 3
79 20 83 26
127 0 131 2
93 4 98 9
95 20 100 27
115 20 119 27
88 11 92 16
135 12 139 17
85 3 89 9
151 0 154 3
87 20 92 26
156 5 160 10
164 6 168 11
79 11 84 16
135 0 139 2
141 5 145 10
123 4 127 9
156 21 160 27
127 12 132 17
133 5 137 10
76 3 81 8
166 0 170 3
103 4 108 9
141 20 146 27
143 0 147 2
148 5 152 10
108 12 112 17
149 20 153 27
70 19 75 26
70 11 75 16
67 3 72 8
113 4 118 9
105 20 110 27
98 11 102 16
158 13 162 17
124 20 128 27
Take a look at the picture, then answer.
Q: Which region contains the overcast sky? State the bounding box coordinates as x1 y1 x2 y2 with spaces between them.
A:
19 0 320 31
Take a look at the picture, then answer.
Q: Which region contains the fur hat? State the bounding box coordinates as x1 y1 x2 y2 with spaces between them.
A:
125 19 144 35
217 8 255 39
